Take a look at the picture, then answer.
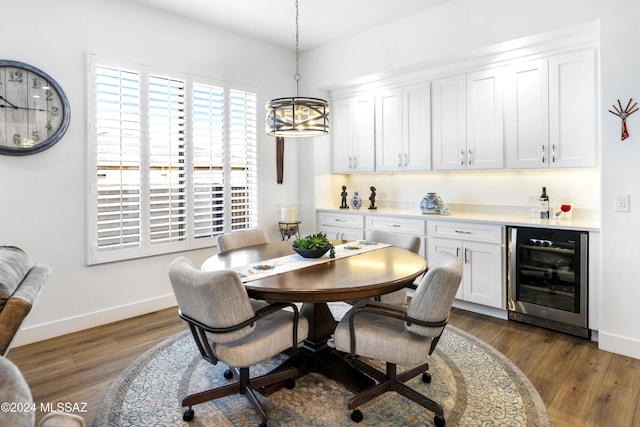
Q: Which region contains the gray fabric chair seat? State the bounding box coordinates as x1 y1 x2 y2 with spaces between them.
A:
335 302 432 367
214 308 309 368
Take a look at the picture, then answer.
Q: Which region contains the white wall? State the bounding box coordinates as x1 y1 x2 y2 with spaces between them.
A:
2 0 302 346
306 0 640 358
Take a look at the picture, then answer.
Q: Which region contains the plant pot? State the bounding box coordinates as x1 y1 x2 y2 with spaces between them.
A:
292 247 330 258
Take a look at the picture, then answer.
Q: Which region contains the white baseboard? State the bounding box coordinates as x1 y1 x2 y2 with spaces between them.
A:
598 331 640 360
452 299 508 320
10 294 178 349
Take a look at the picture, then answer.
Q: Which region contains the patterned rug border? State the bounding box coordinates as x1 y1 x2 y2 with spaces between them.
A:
95 309 550 427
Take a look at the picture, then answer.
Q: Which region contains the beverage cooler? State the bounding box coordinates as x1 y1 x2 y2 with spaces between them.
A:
507 226 589 338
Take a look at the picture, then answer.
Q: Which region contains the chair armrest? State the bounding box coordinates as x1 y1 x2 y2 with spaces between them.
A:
254 302 302 347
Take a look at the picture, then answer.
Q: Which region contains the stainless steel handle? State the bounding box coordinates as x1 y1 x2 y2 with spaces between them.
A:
456 247 461 258
468 148 473 165
551 144 556 163
387 224 401 228
464 247 470 264
460 149 465 166
454 230 472 234
397 153 402 167
348 156 353 168
403 153 408 167
353 156 358 169
541 145 546 163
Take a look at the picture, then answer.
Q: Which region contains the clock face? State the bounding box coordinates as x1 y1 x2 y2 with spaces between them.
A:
0 60 70 155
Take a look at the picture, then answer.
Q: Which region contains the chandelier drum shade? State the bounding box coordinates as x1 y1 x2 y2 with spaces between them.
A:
266 96 329 137
265 0 329 137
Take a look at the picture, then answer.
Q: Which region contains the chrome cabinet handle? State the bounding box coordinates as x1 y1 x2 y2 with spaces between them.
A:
397 153 402 167
454 230 472 234
541 145 546 163
552 144 556 163
456 247 461 258
468 148 473 165
403 153 408 167
353 156 358 169
460 149 465 166
348 156 353 169
387 224 401 228
464 247 470 264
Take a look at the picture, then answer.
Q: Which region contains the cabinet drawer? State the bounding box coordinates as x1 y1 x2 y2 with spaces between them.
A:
317 212 364 229
428 221 503 244
365 216 425 235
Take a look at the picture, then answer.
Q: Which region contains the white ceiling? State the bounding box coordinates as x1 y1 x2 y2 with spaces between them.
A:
128 0 449 51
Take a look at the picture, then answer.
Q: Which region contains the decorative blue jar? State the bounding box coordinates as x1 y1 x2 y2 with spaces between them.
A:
420 193 444 214
351 191 362 209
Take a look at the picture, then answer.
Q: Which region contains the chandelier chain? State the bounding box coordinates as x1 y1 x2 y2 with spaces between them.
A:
294 0 300 94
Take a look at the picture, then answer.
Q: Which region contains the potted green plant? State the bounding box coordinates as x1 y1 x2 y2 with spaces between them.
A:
292 232 335 258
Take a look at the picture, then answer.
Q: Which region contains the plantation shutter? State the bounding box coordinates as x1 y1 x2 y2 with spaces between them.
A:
192 83 225 238
94 65 142 251
147 75 187 244
229 89 258 230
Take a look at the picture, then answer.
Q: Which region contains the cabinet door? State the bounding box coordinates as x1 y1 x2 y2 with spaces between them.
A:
466 68 504 170
432 75 467 170
352 94 375 172
403 82 431 171
428 237 464 300
462 241 504 308
331 98 353 173
375 88 403 172
549 48 596 168
505 58 550 168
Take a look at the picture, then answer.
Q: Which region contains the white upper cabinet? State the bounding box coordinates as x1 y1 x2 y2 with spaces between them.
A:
548 48 597 168
332 94 375 173
506 48 596 168
375 83 431 172
432 74 467 170
505 58 550 168
432 68 504 170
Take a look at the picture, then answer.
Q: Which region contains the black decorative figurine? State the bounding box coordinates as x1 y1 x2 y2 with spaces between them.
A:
368 186 377 210
340 185 349 209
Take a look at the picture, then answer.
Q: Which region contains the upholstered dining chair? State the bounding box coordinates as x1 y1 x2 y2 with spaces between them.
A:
364 229 422 305
217 228 269 253
168 257 309 426
334 250 462 427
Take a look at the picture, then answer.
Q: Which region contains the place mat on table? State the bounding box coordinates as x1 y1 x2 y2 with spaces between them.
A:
231 241 390 283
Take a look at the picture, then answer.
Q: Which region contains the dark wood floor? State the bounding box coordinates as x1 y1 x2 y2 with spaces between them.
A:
7 306 640 426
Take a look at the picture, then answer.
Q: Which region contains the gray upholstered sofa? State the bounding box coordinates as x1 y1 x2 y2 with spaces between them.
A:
0 356 85 427
0 246 50 356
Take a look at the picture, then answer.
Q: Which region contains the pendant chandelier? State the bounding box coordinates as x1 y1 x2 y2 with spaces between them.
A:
265 0 329 137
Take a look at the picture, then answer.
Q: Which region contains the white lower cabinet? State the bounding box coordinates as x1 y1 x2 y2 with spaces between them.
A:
427 221 505 309
317 211 364 241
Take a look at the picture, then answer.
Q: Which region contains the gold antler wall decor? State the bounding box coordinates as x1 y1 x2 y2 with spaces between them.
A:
609 98 639 141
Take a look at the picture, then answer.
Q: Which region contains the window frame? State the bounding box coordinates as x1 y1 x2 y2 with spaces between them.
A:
86 54 259 265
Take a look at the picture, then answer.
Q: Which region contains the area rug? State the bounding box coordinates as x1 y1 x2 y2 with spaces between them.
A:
95 304 550 426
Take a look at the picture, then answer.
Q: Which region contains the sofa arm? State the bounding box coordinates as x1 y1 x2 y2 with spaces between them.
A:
0 263 50 356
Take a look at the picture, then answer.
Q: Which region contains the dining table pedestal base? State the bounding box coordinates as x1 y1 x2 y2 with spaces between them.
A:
259 301 374 395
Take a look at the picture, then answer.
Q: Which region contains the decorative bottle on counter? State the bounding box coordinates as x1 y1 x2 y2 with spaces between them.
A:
539 187 549 219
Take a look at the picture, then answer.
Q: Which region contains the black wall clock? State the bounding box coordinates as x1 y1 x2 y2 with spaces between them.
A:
0 60 70 156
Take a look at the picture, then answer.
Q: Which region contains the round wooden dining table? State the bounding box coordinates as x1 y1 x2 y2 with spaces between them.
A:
201 240 426 393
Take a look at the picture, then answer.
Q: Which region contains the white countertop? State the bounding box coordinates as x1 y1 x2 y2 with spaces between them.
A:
316 206 601 232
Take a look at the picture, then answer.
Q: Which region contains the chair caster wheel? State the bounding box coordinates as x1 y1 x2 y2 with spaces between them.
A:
223 369 233 379
422 372 432 383
183 408 194 421
259 423 267 427
284 378 296 389
351 409 363 423
434 414 446 427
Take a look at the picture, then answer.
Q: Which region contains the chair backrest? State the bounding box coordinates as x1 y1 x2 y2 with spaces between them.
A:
216 229 269 253
168 257 256 343
366 229 421 254
405 250 462 337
